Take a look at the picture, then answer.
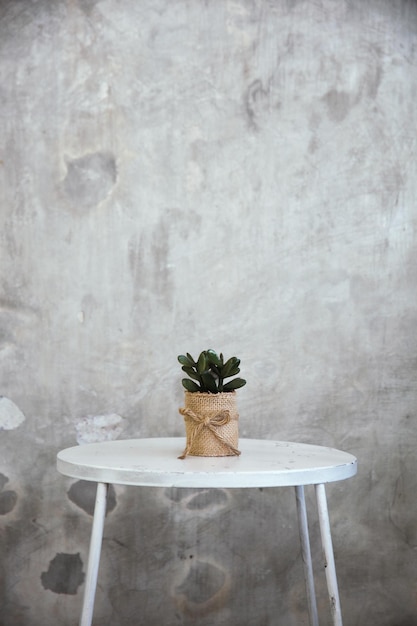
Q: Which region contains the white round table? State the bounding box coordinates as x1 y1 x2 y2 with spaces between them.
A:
57 438 357 626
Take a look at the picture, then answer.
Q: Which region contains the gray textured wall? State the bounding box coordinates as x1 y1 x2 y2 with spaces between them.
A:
1 0 416 624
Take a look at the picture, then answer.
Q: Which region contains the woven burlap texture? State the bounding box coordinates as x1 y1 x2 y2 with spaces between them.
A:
179 391 240 459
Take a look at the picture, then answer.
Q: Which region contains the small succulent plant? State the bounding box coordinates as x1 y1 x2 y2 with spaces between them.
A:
178 349 246 394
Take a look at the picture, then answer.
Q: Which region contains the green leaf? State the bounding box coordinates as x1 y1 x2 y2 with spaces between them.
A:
223 366 240 379
223 377 246 391
181 366 199 381
186 353 196 365
182 379 200 392
178 355 194 367
206 349 222 366
197 351 208 374
201 373 218 393
222 357 239 378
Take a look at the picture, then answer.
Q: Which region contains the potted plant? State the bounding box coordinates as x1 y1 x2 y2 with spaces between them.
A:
177 349 246 459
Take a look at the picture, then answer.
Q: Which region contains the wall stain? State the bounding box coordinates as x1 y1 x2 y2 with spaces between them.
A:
322 89 351 123
63 151 117 209
0 473 17 515
0 490 17 515
245 78 271 130
186 490 228 511
0 473 8 491
67 480 117 516
165 487 229 512
77 0 101 16
41 553 85 595
128 206 203 310
175 559 230 617
364 59 383 99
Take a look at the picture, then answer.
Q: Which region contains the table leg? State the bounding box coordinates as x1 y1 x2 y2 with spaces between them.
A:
295 486 319 626
80 482 108 626
315 484 343 626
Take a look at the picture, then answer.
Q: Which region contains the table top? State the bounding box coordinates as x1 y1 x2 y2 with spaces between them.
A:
57 438 357 489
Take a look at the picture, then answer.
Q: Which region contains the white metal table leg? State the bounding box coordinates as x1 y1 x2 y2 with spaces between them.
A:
315 484 343 626
295 486 319 626
80 482 108 626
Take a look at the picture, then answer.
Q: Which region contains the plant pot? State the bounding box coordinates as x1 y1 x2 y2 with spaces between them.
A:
178 391 240 459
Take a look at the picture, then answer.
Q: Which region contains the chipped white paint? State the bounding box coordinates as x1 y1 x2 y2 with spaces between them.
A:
0 397 26 431
75 414 126 445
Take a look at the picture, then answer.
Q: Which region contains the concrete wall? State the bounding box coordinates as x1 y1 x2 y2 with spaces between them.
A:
1 0 416 624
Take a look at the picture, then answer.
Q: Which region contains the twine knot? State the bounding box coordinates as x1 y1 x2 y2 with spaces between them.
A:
178 407 240 459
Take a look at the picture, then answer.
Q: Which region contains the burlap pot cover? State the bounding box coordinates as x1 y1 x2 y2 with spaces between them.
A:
178 391 241 459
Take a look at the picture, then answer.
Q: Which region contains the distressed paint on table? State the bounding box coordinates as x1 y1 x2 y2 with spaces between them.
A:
57 438 357 488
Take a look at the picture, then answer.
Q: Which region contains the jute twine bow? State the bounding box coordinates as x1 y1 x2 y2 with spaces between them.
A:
178 408 241 459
